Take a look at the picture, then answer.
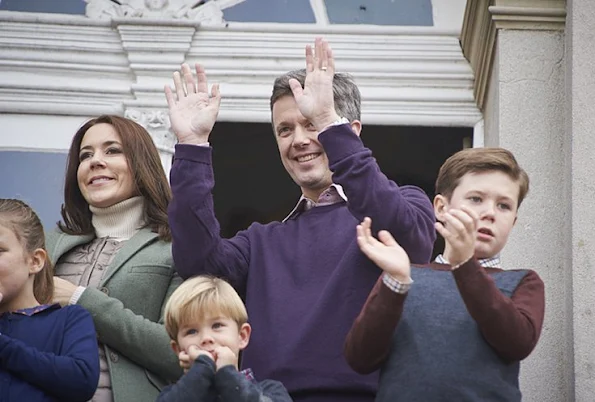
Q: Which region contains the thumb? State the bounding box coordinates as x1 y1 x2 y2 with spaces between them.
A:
210 83 221 102
378 230 398 247
288 78 304 100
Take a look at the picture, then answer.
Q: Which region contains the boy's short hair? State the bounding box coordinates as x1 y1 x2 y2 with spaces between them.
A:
164 276 248 341
435 147 530 207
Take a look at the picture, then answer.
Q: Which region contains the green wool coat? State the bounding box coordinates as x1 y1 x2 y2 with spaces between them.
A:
46 228 183 402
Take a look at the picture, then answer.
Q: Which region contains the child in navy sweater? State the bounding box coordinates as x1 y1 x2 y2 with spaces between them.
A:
0 199 99 401
158 275 292 402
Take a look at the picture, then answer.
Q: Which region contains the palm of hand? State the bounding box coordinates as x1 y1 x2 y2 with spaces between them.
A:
367 242 410 278
296 73 334 123
169 92 218 143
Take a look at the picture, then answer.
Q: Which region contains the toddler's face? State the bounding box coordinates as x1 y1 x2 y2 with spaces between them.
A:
175 315 249 359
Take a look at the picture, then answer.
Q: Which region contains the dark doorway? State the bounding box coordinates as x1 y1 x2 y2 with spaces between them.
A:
209 122 472 257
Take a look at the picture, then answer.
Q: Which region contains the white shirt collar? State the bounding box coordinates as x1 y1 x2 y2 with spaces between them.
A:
282 184 348 222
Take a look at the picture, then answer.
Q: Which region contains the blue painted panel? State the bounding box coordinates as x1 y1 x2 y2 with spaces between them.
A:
0 151 67 231
0 0 86 14
325 0 433 26
223 0 315 23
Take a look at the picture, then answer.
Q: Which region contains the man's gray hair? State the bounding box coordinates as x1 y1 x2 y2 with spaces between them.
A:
270 69 361 123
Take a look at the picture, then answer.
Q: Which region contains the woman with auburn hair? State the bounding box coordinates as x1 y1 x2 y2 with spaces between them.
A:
46 115 183 402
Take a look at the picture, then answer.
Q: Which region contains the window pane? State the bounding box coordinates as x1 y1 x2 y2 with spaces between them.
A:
224 0 315 23
0 0 86 14
325 0 433 26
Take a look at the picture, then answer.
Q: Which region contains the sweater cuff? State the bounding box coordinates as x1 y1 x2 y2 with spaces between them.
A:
451 257 479 273
174 143 212 164
450 256 474 271
318 124 365 164
195 354 217 370
69 286 87 305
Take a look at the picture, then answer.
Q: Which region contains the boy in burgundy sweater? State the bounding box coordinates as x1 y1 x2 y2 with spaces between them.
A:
344 147 545 402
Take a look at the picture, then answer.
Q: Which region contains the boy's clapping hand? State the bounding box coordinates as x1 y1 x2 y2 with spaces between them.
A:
356 217 411 283
434 206 478 268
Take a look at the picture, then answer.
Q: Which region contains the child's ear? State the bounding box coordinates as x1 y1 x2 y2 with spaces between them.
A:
433 195 448 221
28 248 46 275
171 340 181 355
238 323 251 351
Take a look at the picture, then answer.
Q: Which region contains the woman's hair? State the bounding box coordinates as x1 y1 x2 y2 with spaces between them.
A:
0 199 54 304
58 115 172 241
164 276 248 341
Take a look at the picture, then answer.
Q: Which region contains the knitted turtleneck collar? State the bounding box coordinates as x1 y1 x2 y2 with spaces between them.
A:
89 196 146 241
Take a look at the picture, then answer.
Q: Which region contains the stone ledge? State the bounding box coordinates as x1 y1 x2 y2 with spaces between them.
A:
460 0 566 110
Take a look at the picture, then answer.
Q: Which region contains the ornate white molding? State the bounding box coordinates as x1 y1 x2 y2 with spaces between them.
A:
85 0 246 24
0 10 481 127
460 0 566 110
125 108 176 174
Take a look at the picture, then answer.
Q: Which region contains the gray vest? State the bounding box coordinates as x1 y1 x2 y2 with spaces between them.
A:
376 266 529 402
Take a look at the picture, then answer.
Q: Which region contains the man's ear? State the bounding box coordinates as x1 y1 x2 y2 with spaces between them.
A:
350 120 362 137
238 323 252 351
171 340 181 355
29 248 46 275
433 195 448 222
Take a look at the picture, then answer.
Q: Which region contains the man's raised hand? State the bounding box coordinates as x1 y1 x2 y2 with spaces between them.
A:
165 63 221 145
289 37 340 132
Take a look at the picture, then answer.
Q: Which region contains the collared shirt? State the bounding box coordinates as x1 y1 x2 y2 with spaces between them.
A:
383 254 503 295
240 368 256 382
283 184 348 222
382 274 413 294
9 303 58 317
435 254 502 269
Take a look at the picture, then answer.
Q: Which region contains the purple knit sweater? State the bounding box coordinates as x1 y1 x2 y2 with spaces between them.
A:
168 125 436 402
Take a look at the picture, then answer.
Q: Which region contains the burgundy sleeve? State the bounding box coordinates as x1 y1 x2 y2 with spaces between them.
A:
343 275 407 374
452 259 545 362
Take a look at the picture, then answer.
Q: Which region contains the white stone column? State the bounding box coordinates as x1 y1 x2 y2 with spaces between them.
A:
567 0 595 400
124 108 177 176
462 1 572 401
115 18 197 177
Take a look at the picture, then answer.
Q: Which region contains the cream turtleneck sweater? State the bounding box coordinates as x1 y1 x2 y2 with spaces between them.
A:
89 196 146 241
69 196 147 305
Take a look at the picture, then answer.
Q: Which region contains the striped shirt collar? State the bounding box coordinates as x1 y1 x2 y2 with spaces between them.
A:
435 254 502 269
241 368 255 382
283 184 348 222
2 303 59 317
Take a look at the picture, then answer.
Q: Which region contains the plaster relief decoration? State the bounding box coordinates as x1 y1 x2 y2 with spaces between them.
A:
85 0 246 24
125 109 177 172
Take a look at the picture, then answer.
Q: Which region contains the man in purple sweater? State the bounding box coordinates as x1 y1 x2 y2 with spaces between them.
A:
164 37 436 402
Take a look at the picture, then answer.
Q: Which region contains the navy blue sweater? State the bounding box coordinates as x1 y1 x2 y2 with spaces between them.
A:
376 267 531 401
157 355 292 402
168 125 436 402
0 304 100 401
